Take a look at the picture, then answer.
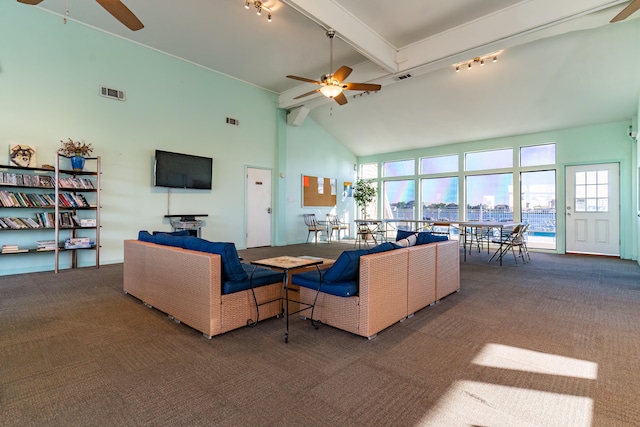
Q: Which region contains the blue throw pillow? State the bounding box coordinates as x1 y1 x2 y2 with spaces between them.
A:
138 230 156 243
154 234 193 248
368 242 395 254
415 232 449 245
323 249 368 282
396 229 416 241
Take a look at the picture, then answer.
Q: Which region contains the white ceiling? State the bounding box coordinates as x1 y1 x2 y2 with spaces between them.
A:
21 0 640 156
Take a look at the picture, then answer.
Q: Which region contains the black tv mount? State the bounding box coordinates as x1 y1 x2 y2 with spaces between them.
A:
164 214 208 221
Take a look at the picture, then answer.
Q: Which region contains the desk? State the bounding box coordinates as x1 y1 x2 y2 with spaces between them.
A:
354 219 385 248
251 256 324 343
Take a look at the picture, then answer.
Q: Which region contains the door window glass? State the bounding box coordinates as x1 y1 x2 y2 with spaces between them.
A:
575 170 608 212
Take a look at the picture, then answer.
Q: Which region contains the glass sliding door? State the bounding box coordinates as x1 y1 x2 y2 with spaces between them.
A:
521 170 556 249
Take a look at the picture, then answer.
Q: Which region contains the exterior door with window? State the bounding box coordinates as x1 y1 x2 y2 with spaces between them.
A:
246 167 272 248
565 163 619 255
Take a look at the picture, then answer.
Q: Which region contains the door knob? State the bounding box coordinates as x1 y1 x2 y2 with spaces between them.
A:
267 207 272 214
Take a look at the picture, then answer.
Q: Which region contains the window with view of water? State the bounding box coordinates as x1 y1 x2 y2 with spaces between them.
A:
420 154 458 174
521 170 556 249
521 143 555 167
383 180 415 219
466 149 513 171
421 177 459 221
466 174 513 221
383 159 415 177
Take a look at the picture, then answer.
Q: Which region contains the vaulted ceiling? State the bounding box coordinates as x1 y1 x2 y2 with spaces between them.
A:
20 0 640 156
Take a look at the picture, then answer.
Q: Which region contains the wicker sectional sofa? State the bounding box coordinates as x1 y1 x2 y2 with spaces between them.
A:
123 234 284 338
292 239 460 339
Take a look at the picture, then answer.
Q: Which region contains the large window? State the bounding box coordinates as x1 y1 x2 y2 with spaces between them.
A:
521 144 555 167
383 180 415 219
466 148 513 171
421 177 459 221
521 170 556 249
420 154 458 174
466 174 513 221
360 163 378 180
383 159 414 177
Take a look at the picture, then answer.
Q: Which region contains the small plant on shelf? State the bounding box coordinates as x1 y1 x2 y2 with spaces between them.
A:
58 138 93 158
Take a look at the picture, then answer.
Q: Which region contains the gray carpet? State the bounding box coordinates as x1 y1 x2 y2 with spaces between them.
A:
1 242 639 426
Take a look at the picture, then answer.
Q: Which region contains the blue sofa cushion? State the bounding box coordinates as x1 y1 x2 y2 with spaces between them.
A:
323 249 369 283
368 242 395 254
291 269 358 297
152 230 191 237
222 265 284 294
415 232 449 245
197 241 248 282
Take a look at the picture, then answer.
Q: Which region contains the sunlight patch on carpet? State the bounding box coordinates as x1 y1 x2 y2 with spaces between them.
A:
472 343 598 379
422 381 593 426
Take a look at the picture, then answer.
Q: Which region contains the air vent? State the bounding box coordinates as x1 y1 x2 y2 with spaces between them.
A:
394 73 412 81
226 117 240 126
99 86 125 101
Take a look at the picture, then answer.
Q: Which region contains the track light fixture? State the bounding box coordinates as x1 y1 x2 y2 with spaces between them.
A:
453 50 503 73
244 0 273 22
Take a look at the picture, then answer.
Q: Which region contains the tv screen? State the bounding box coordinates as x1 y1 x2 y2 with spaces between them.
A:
154 150 213 190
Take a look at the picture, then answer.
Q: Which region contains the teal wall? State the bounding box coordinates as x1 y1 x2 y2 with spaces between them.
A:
0 3 354 274
359 121 639 260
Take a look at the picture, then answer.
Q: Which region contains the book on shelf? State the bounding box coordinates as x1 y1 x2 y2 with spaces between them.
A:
2 244 28 254
64 237 94 249
36 239 57 251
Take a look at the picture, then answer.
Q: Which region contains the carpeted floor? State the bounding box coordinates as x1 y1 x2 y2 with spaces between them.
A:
1 241 639 426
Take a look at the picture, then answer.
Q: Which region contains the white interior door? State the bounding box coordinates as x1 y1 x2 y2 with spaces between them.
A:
246 168 272 248
565 163 619 256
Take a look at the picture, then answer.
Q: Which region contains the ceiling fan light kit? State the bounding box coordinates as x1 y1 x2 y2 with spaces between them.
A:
286 30 381 106
245 0 272 22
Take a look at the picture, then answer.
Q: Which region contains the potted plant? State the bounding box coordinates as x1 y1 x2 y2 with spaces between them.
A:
353 178 377 219
58 138 93 171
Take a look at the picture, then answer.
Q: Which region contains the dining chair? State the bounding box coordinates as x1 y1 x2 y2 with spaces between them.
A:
489 224 527 265
326 214 349 241
303 214 325 244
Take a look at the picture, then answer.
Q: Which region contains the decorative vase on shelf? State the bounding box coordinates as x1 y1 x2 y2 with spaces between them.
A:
70 156 85 171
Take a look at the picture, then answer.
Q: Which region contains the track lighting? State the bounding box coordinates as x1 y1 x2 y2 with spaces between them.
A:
244 1 273 22
452 50 503 73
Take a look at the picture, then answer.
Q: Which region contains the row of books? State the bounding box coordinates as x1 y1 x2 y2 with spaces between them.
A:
0 239 94 253
0 173 55 187
0 213 94 229
0 173 94 189
0 191 91 208
58 177 95 189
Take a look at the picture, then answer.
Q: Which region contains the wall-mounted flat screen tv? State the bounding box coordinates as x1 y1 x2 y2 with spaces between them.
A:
154 150 213 190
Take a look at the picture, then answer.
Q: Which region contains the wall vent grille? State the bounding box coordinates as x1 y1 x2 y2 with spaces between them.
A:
394 73 412 81
100 86 125 101
226 117 240 126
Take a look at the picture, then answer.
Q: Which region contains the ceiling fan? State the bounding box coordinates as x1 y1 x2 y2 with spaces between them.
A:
611 0 640 22
286 30 381 106
17 0 144 31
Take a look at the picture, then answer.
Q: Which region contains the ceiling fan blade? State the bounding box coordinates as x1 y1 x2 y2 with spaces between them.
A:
333 66 352 83
334 92 348 105
611 0 640 22
343 83 382 92
95 0 144 31
286 75 322 85
17 0 44 4
293 88 321 99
